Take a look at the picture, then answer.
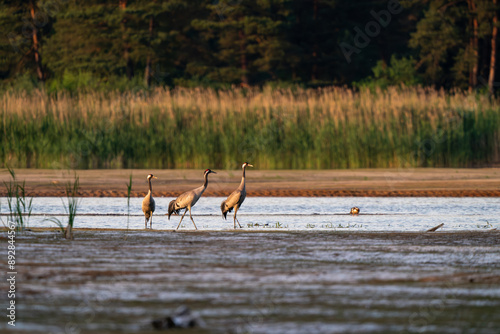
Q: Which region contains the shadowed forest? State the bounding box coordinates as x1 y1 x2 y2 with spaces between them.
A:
1 0 500 90
0 0 499 169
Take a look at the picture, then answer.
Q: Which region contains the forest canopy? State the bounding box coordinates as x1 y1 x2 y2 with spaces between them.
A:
0 0 499 92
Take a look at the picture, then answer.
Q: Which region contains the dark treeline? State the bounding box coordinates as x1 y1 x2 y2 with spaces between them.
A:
0 0 499 92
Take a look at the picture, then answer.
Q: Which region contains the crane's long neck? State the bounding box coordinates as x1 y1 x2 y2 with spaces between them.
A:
203 173 209 189
148 178 153 195
239 166 246 189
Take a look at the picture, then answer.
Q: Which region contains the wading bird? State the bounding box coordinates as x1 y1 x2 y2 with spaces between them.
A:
142 174 157 229
221 162 253 228
168 169 216 230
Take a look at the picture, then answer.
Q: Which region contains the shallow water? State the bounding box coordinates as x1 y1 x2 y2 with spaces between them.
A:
5 196 500 231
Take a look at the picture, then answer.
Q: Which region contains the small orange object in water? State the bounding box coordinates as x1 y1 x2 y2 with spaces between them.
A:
350 207 360 215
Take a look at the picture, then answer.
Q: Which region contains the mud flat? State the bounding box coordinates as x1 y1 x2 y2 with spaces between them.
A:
6 229 500 333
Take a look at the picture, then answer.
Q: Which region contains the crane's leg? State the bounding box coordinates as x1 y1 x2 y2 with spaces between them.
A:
150 214 153 229
234 207 242 229
145 216 148 229
176 209 188 230
189 208 198 230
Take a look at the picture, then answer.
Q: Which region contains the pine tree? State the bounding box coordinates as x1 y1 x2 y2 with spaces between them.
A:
191 0 290 85
43 1 124 79
409 0 497 89
1 0 497 89
0 0 52 82
124 0 190 87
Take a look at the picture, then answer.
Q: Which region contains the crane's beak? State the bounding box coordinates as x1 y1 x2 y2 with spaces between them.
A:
153 176 158 179
248 164 254 168
211 171 217 174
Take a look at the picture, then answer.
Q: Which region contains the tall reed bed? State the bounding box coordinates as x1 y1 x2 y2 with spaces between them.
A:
0 87 498 169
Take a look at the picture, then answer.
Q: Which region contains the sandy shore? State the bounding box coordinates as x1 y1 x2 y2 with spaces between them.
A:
1 168 499 197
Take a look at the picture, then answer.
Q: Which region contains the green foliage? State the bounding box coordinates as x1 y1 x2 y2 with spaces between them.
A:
356 56 421 89
48 71 99 93
4 73 42 93
45 71 148 93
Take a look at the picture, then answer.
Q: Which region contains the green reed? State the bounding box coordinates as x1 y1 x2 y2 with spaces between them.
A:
1 167 33 232
45 174 80 240
0 87 498 169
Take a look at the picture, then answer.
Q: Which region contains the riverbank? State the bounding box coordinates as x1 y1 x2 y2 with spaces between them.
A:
1 168 499 197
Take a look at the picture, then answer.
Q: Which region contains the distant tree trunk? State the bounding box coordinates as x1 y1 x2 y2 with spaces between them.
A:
120 0 134 79
489 0 498 95
468 0 479 90
311 0 318 82
144 15 154 87
29 0 44 82
239 29 249 86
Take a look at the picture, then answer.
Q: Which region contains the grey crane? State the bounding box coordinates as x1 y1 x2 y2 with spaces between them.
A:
142 174 157 229
221 162 253 228
168 169 216 230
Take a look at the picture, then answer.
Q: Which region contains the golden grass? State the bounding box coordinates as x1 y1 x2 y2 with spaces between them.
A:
2 86 495 119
